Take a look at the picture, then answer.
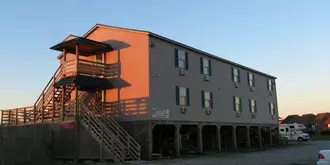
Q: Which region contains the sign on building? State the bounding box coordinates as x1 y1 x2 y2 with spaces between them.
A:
151 108 170 118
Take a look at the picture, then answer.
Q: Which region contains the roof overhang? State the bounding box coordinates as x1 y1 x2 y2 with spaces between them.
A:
50 37 113 56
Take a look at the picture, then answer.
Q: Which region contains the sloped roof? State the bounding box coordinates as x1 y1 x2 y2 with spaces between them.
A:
281 115 302 124
325 118 330 124
301 113 317 124
316 112 330 125
56 23 276 79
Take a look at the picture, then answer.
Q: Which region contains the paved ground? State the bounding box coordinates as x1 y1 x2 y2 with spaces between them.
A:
120 141 330 165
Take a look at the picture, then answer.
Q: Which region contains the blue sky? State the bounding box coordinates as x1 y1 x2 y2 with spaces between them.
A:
0 0 329 117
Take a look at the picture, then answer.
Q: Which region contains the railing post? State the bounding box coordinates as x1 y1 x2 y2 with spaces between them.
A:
42 91 45 122
33 105 36 123
8 110 11 125
15 109 18 125
52 76 56 122
23 108 26 124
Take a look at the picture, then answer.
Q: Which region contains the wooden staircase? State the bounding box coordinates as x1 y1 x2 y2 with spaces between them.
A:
1 63 141 162
79 94 141 162
33 66 75 122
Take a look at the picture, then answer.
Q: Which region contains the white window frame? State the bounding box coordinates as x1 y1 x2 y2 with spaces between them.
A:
270 103 275 115
179 87 187 106
250 99 256 113
248 73 254 86
268 79 273 91
202 58 210 75
204 92 211 108
235 97 241 111
178 50 186 69
233 68 239 83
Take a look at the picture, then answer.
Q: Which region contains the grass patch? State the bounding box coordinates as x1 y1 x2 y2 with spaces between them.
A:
310 135 330 141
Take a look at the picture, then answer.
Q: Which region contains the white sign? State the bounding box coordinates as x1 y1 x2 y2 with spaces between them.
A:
151 108 170 118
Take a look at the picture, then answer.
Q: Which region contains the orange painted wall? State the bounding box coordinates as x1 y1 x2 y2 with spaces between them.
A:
58 26 149 103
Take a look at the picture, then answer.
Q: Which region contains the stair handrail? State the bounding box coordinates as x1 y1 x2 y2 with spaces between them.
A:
79 101 126 161
33 65 63 121
91 103 140 160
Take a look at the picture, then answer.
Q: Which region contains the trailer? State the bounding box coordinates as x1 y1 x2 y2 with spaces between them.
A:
279 123 309 141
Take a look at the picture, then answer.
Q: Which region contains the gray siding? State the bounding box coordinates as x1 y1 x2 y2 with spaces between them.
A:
148 36 278 124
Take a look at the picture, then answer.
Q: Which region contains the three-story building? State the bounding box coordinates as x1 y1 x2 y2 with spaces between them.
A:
1 24 279 162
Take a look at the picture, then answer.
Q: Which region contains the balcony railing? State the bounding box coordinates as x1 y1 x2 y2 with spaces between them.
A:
62 59 120 79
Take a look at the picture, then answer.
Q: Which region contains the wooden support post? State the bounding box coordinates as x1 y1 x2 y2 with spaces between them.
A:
269 127 273 148
103 52 106 78
216 125 222 153
74 43 80 164
246 126 251 149
258 126 263 148
15 109 18 125
63 48 67 78
175 124 181 157
8 110 11 125
23 108 26 124
117 50 121 77
197 125 203 153
61 86 66 121
41 91 45 122
232 126 237 152
52 76 56 122
0 111 3 125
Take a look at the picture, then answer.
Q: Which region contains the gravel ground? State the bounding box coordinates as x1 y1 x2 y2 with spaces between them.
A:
119 141 330 165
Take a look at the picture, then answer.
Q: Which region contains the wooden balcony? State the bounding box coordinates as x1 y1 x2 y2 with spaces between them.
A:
61 59 120 79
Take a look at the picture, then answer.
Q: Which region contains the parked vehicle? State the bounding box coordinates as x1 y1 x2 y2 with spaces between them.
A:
317 150 330 165
279 123 309 141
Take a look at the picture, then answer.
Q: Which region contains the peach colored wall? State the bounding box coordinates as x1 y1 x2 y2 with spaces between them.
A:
58 26 149 103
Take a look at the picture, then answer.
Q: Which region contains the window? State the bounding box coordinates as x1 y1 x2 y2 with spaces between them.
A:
248 72 255 86
95 90 104 105
269 102 275 115
232 68 240 83
201 91 213 108
95 54 103 63
175 49 188 69
176 86 190 106
200 57 211 76
268 79 273 91
249 99 257 113
280 128 284 132
289 126 294 129
285 128 289 132
233 96 242 112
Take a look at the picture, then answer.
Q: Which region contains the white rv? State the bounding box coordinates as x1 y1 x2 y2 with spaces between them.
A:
279 123 309 141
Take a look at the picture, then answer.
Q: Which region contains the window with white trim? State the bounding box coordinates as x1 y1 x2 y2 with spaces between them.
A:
249 99 257 113
232 68 240 83
202 91 213 109
178 50 186 69
176 86 190 106
233 96 242 112
268 79 273 91
248 72 255 87
269 103 275 115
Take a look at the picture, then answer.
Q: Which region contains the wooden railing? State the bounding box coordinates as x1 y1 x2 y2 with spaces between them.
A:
1 106 35 125
63 59 120 78
78 93 140 161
